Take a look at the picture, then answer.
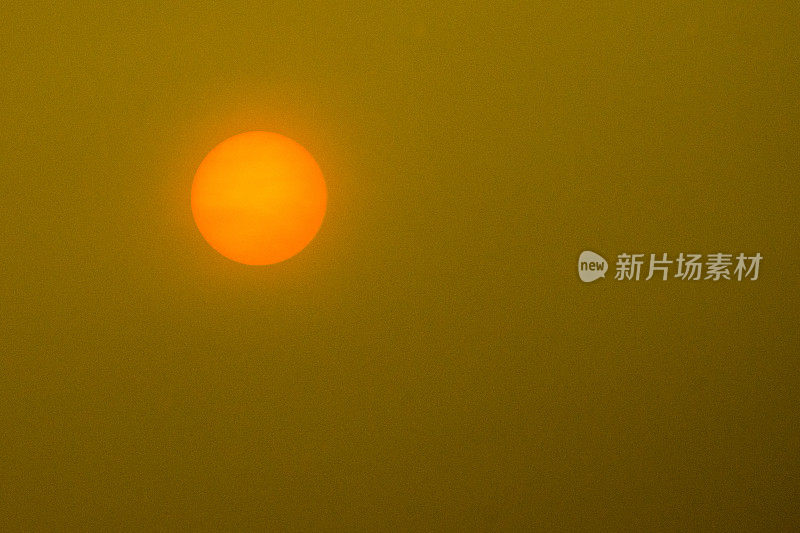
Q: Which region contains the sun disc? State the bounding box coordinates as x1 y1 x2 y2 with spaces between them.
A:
191 131 327 265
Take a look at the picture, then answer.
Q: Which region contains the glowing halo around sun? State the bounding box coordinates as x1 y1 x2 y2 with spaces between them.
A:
191 131 327 265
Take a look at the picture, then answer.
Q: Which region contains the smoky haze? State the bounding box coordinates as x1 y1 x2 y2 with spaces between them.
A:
2 2 799 530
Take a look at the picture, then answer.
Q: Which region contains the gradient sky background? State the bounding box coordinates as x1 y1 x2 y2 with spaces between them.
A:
2 2 799 530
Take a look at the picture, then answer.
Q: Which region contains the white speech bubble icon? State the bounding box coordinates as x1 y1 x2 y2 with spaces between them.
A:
578 251 608 282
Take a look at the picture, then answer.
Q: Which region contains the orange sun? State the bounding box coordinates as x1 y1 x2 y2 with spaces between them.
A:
191 131 327 265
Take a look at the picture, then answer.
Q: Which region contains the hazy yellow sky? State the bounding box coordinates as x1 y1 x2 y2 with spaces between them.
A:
2 2 799 530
